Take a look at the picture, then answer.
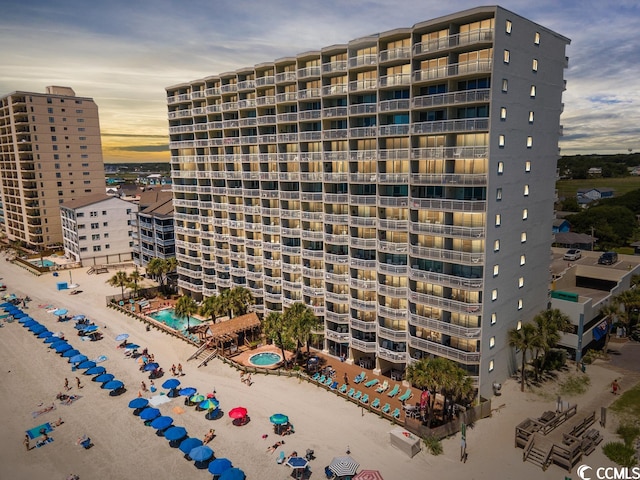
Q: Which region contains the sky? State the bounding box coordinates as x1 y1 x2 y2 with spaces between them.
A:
1 0 639 163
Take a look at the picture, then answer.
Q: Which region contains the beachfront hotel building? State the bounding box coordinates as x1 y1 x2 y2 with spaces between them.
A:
0 86 105 249
166 6 570 398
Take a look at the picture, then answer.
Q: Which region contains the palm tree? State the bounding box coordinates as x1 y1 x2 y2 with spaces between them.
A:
146 258 165 291
532 309 571 378
128 268 143 299
262 311 289 363
227 286 254 317
164 257 178 293
508 322 537 392
284 302 318 361
174 295 199 334
107 271 129 300
200 293 225 324
598 302 620 355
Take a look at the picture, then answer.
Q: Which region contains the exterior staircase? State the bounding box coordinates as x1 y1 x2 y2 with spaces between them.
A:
523 434 552 470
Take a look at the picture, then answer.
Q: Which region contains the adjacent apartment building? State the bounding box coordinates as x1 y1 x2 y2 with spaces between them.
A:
132 189 175 268
166 6 570 398
0 86 105 248
60 193 137 266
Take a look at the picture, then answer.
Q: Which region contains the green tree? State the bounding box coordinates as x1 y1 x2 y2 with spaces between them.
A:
508 323 538 392
261 311 289 363
532 309 571 378
200 293 226 323
146 257 177 294
227 286 254 318
174 295 199 333
284 302 319 361
107 271 129 300
128 268 143 298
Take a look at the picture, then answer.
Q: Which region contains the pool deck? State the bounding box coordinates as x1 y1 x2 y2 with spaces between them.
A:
234 345 294 370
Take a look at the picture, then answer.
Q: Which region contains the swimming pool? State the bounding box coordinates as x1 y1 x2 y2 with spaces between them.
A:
31 259 55 267
148 309 202 331
248 352 283 367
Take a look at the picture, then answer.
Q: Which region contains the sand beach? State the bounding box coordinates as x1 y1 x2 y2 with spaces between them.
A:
0 258 637 480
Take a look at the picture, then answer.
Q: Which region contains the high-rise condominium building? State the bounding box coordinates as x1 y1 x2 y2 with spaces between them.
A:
167 6 570 398
0 86 105 248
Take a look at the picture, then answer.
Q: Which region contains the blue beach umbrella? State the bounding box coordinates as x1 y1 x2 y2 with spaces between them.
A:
125 343 140 350
115 333 129 341
162 378 180 389
55 343 73 353
178 387 197 397
208 458 233 476
128 397 149 409
62 349 81 358
20 317 34 324
286 456 309 469
143 362 160 372
164 426 187 442
30 324 46 333
82 325 99 333
74 323 86 330
38 331 53 339
269 413 289 425
77 360 96 370
0 302 11 308
69 354 88 364
44 336 59 344
219 467 246 480
189 445 214 462
150 416 173 430
94 373 114 383
49 339 67 348
199 398 219 411
103 380 124 390
13 312 27 319
85 366 106 376
139 407 161 421
26 321 41 329
179 437 203 454
72 314 86 321
53 309 68 316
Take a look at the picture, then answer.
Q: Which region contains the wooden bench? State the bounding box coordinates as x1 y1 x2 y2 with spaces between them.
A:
569 411 596 438
551 440 583 472
515 418 543 448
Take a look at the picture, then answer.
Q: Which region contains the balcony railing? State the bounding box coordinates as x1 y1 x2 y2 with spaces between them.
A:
409 245 484 265
409 267 483 290
350 338 377 353
409 312 481 339
377 347 407 362
409 335 480 364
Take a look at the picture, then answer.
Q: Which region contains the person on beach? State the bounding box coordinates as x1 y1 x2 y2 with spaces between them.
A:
171 364 177 376
141 381 147 392
612 379 620 394
24 434 30 451
203 429 215 445
266 440 284 453
344 373 349 385
75 377 83 389
244 373 252 386
64 378 70 391
177 363 183 376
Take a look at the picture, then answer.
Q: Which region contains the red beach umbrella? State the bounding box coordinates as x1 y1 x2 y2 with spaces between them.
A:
228 407 247 419
354 470 384 480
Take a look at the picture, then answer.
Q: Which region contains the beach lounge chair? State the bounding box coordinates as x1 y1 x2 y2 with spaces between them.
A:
277 451 285 464
387 384 400 397
392 408 401 419
371 398 380 409
324 377 333 386
376 380 389 393
381 403 391 414
317 375 326 384
347 388 355 397
353 391 362 401
329 381 338 390
353 371 366 384
364 378 379 388
339 384 347 394
360 394 369 404
398 388 413 403
312 372 321 381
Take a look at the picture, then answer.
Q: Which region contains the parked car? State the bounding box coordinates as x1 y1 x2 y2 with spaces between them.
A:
598 252 618 265
563 249 582 261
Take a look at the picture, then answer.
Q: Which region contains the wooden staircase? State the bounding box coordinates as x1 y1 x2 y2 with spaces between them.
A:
197 349 218 368
187 343 209 361
523 434 552 471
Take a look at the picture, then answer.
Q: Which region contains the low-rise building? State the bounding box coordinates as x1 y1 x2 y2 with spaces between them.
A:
60 193 137 266
132 189 174 268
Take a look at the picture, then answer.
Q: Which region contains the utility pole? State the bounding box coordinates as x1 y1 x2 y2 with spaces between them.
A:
590 226 595 251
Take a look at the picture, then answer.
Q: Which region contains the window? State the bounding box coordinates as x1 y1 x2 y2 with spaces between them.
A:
80 247 87 252
517 299 523 310
102 211 107 215
495 214 501 226
49 117 54 123
501 79 508 92
90 211 97 217
104 233 109 238
105 244 110 249
489 360 494 372
491 313 497 325
79 235 86 241
103 222 108 227
496 188 502 201
54 163 60 169
126 208 132 214
521 232 527 243
491 289 498 301
494 240 500 252
500 107 507 120
527 136 533 148
497 161 504 174
78 224 85 229
503 50 510 64
77 212 84 218
493 265 499 277
522 209 528 220
528 111 534 123
490 336 496 349
534 32 540 45
530 85 536 98
56 181 62 187
499 135 505 147
520 254 526 265
92 234 100 240
90 223 99 229
523 185 529 196
525 161 531 172
505 20 512 34
532 59 538 72
51 135 57 141
518 277 524 288
93 245 101 252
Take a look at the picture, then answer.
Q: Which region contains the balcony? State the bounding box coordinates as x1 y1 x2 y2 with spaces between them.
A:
275 92 298 103
377 219 408 231
412 88 490 109
409 336 480 364
349 195 376 206
409 245 484 265
409 291 481 315
377 347 406 363
298 110 321 120
349 127 377 138
379 124 410 136
298 88 321 100
411 118 489 135
409 221 485 239
379 305 407 320
377 262 407 276
275 71 297 83
322 106 348 118
349 103 377 115
350 318 377 332
322 128 348 140
256 76 275 87
351 338 377 353
326 310 350 324
350 277 376 290
379 99 410 112
413 59 492 82
322 61 348 74
409 312 481 339
409 267 483 290
378 284 408 298
348 54 377 68
410 197 486 213
297 66 321 79
378 326 407 342
348 79 377 92
410 172 487 186
350 298 377 311
321 84 348 96
378 73 411 88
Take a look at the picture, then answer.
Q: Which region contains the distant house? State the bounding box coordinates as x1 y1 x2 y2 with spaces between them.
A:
629 166 640 176
576 187 614 204
587 167 602 176
552 219 571 234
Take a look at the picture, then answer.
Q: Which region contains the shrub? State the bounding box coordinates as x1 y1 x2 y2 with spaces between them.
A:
544 349 567 371
559 374 590 396
616 424 640 447
602 441 637 468
423 435 443 456
582 349 602 365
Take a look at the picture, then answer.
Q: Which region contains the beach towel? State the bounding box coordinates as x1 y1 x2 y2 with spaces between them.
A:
149 395 172 407
36 437 54 448
26 423 52 440
60 395 82 406
172 406 185 415
32 404 56 418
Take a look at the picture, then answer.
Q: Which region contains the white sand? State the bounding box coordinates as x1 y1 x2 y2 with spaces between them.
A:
0 259 635 479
